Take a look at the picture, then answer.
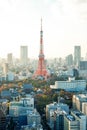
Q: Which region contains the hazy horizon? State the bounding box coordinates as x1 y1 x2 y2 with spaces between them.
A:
0 0 87 59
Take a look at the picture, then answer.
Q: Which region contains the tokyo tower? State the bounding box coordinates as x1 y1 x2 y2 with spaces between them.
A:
34 19 49 78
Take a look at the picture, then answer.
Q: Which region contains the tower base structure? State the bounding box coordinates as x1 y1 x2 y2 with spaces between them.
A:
34 67 49 80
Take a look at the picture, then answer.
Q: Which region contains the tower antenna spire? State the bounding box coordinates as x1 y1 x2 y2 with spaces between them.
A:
41 17 42 31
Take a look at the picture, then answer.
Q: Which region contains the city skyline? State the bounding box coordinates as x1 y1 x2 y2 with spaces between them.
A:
0 0 87 59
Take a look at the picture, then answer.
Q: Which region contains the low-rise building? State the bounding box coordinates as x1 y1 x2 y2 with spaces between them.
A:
50 77 86 92
9 97 34 116
1 90 11 100
21 123 43 130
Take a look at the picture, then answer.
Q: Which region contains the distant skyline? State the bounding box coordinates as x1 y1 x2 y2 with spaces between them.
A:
0 0 87 59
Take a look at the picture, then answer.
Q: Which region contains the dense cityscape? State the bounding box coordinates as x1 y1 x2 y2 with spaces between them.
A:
1 1 87 130
0 19 87 130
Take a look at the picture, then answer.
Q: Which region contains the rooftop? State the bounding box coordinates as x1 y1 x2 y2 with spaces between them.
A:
47 102 68 108
77 94 87 101
72 110 84 117
66 115 75 121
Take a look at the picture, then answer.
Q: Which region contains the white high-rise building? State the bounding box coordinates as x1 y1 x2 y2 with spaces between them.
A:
20 46 28 65
66 54 73 66
7 53 13 65
74 46 81 66
3 63 8 75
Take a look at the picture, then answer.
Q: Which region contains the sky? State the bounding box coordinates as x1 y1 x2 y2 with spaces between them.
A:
0 0 87 59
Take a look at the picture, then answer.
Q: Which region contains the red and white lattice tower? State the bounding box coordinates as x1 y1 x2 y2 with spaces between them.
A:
34 19 49 78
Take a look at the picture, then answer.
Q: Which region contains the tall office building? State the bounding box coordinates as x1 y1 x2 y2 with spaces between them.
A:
3 63 8 75
46 102 69 123
79 61 87 70
54 110 65 130
79 61 87 79
73 94 87 111
20 46 28 65
7 53 13 65
66 54 73 66
74 46 81 66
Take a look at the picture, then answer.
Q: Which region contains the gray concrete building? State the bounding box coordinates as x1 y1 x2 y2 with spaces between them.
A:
74 46 81 66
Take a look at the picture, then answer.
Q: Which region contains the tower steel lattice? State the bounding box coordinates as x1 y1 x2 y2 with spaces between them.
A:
34 19 49 78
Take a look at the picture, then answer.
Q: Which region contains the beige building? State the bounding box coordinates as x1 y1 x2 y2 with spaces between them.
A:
20 46 28 65
73 94 87 111
64 114 80 130
3 63 8 75
82 102 87 115
7 53 13 65
71 110 86 130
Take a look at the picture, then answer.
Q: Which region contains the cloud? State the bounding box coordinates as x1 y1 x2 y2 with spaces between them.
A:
74 0 87 4
73 1 87 22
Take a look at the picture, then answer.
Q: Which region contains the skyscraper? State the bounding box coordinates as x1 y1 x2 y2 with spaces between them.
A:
66 54 73 66
20 46 28 65
7 53 13 65
34 19 49 79
74 46 81 66
3 63 8 75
